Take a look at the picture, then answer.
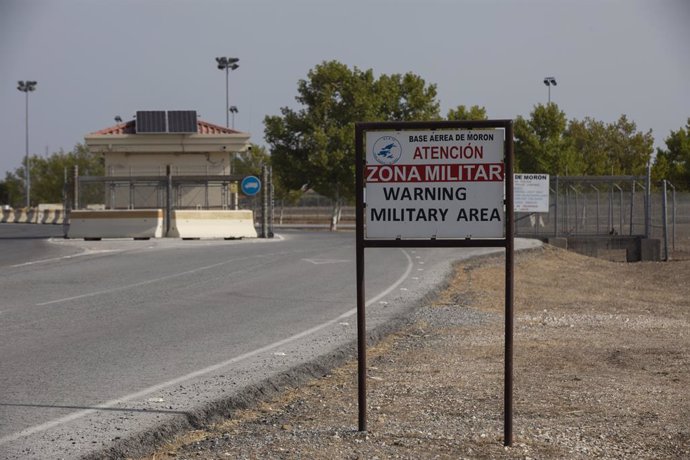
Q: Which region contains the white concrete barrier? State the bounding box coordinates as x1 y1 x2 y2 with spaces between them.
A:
27 208 40 223
53 209 64 225
40 209 53 224
37 204 65 225
68 209 164 239
1 209 13 223
13 209 28 223
169 210 257 239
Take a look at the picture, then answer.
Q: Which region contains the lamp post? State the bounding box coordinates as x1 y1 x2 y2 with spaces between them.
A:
543 76 557 104
229 106 238 129
17 80 37 208
215 57 239 128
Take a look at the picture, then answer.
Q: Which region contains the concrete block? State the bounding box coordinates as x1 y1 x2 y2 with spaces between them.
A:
68 209 164 239
13 209 28 223
40 209 53 224
640 239 661 261
169 210 257 239
26 208 39 223
36 205 64 225
1 209 13 223
53 210 64 225
547 237 568 249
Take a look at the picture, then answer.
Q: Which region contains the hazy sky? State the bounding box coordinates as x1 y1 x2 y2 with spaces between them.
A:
1 0 688 176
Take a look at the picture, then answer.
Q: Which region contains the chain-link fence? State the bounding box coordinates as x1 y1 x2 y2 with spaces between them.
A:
72 164 276 237
72 168 689 258
514 176 687 258
515 176 645 238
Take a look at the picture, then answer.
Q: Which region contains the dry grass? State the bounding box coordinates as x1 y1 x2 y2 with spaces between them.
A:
144 245 690 459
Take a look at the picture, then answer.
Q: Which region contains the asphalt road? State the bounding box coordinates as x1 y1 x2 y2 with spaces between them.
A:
0 226 539 459
0 224 75 268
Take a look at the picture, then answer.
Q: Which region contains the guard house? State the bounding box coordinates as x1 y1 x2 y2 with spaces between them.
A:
84 110 251 209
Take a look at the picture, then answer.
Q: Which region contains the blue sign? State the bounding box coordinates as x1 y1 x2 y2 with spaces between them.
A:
241 175 261 196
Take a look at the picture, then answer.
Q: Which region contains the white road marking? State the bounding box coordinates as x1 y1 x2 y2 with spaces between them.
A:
33 238 323 307
1 249 413 445
36 258 237 306
11 250 121 268
302 258 351 265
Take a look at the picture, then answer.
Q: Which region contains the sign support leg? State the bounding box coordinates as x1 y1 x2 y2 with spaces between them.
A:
504 121 515 447
504 232 514 446
355 125 367 432
356 242 366 432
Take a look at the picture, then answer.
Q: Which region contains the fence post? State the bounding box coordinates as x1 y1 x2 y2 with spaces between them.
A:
668 181 676 251
645 163 651 238
589 184 600 235
63 167 68 212
72 165 79 210
268 166 274 238
205 165 209 209
63 167 69 237
662 180 669 261
166 165 173 237
261 164 269 238
613 184 623 235
554 176 559 236
569 185 579 234
565 179 570 233
232 153 239 211
629 180 635 235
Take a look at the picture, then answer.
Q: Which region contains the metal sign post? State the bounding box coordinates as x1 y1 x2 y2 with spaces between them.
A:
355 120 515 446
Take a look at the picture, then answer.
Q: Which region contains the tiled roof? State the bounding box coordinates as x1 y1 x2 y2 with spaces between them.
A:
91 120 241 135
196 120 240 134
92 121 136 135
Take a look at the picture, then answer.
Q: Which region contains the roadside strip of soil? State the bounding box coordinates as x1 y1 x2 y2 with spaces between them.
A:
144 245 689 459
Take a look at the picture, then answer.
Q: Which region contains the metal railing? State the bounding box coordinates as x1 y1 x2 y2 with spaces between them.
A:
514 175 686 261
69 165 275 237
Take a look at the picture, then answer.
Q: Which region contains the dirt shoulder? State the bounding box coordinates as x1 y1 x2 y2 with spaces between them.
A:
145 245 689 459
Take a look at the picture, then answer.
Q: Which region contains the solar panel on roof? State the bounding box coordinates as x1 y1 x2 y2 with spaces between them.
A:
136 111 167 133
167 110 197 133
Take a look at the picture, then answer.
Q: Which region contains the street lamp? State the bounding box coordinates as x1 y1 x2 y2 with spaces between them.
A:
229 106 238 129
215 56 239 128
17 80 37 208
543 76 557 104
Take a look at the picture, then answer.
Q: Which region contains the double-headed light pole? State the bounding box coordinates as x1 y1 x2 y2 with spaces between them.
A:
215 57 239 128
229 105 238 129
543 76 557 104
17 80 37 208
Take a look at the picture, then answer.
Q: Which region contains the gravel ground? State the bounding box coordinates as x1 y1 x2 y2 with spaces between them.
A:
142 244 689 459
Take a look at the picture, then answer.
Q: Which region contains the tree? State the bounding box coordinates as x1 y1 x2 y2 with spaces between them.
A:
2 143 104 208
653 118 690 189
446 105 487 121
376 72 440 121
0 181 9 205
604 115 654 176
566 115 654 176
234 143 269 177
265 60 440 230
514 103 583 175
565 117 611 175
0 174 22 208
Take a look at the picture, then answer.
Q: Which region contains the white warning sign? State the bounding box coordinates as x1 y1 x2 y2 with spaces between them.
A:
365 129 505 239
514 174 550 213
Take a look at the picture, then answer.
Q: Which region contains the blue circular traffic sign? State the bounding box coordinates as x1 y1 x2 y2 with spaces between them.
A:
240 175 261 196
